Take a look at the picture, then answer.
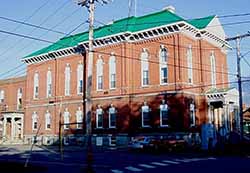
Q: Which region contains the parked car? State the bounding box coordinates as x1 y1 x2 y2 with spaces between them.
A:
128 135 187 152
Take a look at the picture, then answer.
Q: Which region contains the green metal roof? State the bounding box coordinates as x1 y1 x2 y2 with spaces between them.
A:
206 87 234 94
188 15 215 29
23 10 215 59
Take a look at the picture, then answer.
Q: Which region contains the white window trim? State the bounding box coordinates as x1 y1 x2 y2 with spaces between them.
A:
109 55 116 90
159 46 168 85
46 70 52 98
77 63 83 95
76 109 83 129
210 51 216 88
96 108 103 128
17 88 22 109
96 58 104 91
33 73 39 99
190 103 196 127
0 90 4 103
160 103 169 127
65 64 71 96
141 49 149 87
187 45 193 84
63 110 70 130
109 107 116 128
141 105 150 127
45 111 51 130
32 112 38 131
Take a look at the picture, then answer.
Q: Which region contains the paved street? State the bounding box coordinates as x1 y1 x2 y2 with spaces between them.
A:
1 145 250 173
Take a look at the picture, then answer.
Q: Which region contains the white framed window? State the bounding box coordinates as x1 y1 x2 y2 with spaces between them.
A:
187 45 193 84
190 103 196 127
159 46 168 84
33 72 39 99
17 88 22 110
46 69 52 98
45 110 51 130
109 55 116 89
96 58 104 90
77 63 83 95
160 100 169 127
109 104 116 128
141 49 149 86
96 106 103 128
32 112 38 130
65 64 71 96
0 90 4 103
63 108 70 130
76 107 83 129
141 102 150 127
210 51 216 88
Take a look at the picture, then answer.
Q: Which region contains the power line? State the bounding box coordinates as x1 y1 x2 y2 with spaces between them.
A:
0 16 67 35
0 0 71 62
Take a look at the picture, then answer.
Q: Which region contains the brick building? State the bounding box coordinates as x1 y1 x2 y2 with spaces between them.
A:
0 77 26 144
0 7 239 145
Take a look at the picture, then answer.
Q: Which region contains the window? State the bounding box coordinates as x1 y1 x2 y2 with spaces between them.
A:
33 72 39 99
45 110 51 130
190 103 195 127
141 49 149 86
0 90 4 103
160 100 169 127
17 88 22 110
65 64 71 96
64 109 70 130
210 51 216 88
32 112 38 130
96 58 104 90
46 70 52 98
159 46 168 84
187 45 193 84
96 106 103 128
141 102 150 127
109 55 116 89
76 107 83 129
109 105 116 128
77 63 83 94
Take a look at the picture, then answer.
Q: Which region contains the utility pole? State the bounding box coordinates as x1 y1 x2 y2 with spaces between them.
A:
226 32 250 140
75 0 111 172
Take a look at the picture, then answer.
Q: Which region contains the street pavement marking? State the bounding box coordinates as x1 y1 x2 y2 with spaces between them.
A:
111 169 124 173
174 159 192 163
207 157 217 160
139 164 155 168
125 166 143 172
162 160 179 164
151 162 168 166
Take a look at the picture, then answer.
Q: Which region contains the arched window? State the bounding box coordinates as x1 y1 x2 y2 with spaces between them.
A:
33 72 39 99
65 64 71 96
96 58 104 90
141 49 149 86
210 51 216 88
77 63 83 94
64 108 70 130
96 105 103 128
45 110 51 130
141 102 150 127
109 55 116 89
187 45 193 84
0 90 4 103
159 46 168 84
160 100 168 127
109 104 116 128
17 88 22 109
46 69 52 97
190 103 196 127
76 107 83 129
32 112 38 130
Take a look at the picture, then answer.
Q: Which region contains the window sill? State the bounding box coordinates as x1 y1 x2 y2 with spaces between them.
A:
109 127 116 129
160 125 169 128
142 126 151 128
141 85 149 88
109 88 116 91
160 83 168 86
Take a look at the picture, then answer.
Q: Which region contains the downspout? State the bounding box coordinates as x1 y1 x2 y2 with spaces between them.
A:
173 35 177 91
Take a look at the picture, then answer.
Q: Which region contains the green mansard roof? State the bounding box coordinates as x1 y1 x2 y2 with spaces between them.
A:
24 9 215 59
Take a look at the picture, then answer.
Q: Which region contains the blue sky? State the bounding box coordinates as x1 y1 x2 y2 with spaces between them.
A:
0 0 249 104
